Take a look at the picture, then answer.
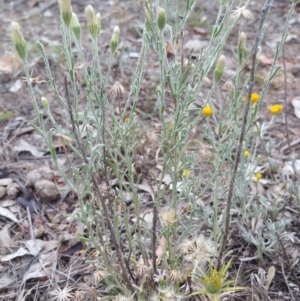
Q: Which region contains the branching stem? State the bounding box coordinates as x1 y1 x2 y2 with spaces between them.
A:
64 76 134 292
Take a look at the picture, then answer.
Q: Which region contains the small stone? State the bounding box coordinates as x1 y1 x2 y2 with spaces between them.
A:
6 182 20 198
35 179 60 202
291 65 300 77
0 178 13 186
37 166 55 181
26 170 42 187
26 166 55 187
0 186 6 199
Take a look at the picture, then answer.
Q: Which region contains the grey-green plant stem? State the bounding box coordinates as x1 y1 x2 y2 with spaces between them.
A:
282 40 291 153
217 0 273 269
259 2 296 105
158 29 166 115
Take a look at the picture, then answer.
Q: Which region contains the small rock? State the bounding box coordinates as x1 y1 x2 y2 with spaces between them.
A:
291 65 300 77
0 186 6 199
37 166 55 181
0 178 13 186
35 179 60 202
6 182 20 198
26 170 42 187
26 166 55 187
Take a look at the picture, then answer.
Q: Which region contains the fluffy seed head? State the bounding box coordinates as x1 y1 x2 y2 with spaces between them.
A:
230 6 254 20
159 207 177 226
166 269 185 284
178 235 216 263
109 81 126 98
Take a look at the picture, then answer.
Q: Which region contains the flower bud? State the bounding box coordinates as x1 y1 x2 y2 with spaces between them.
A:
145 8 152 31
157 7 166 30
41 97 49 110
58 0 72 27
85 5 100 39
70 13 81 41
96 13 101 31
214 54 226 84
110 26 120 54
256 46 261 61
238 32 246 64
10 22 27 60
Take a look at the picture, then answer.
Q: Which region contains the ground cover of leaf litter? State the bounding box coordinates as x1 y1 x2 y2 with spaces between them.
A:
1 0 300 300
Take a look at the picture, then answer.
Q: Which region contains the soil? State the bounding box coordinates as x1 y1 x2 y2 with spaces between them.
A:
1 0 300 300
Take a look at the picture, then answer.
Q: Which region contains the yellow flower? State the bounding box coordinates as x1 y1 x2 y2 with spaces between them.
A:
244 150 250 157
182 169 191 178
250 93 260 104
202 106 213 117
252 172 263 183
269 104 283 114
256 173 262 179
